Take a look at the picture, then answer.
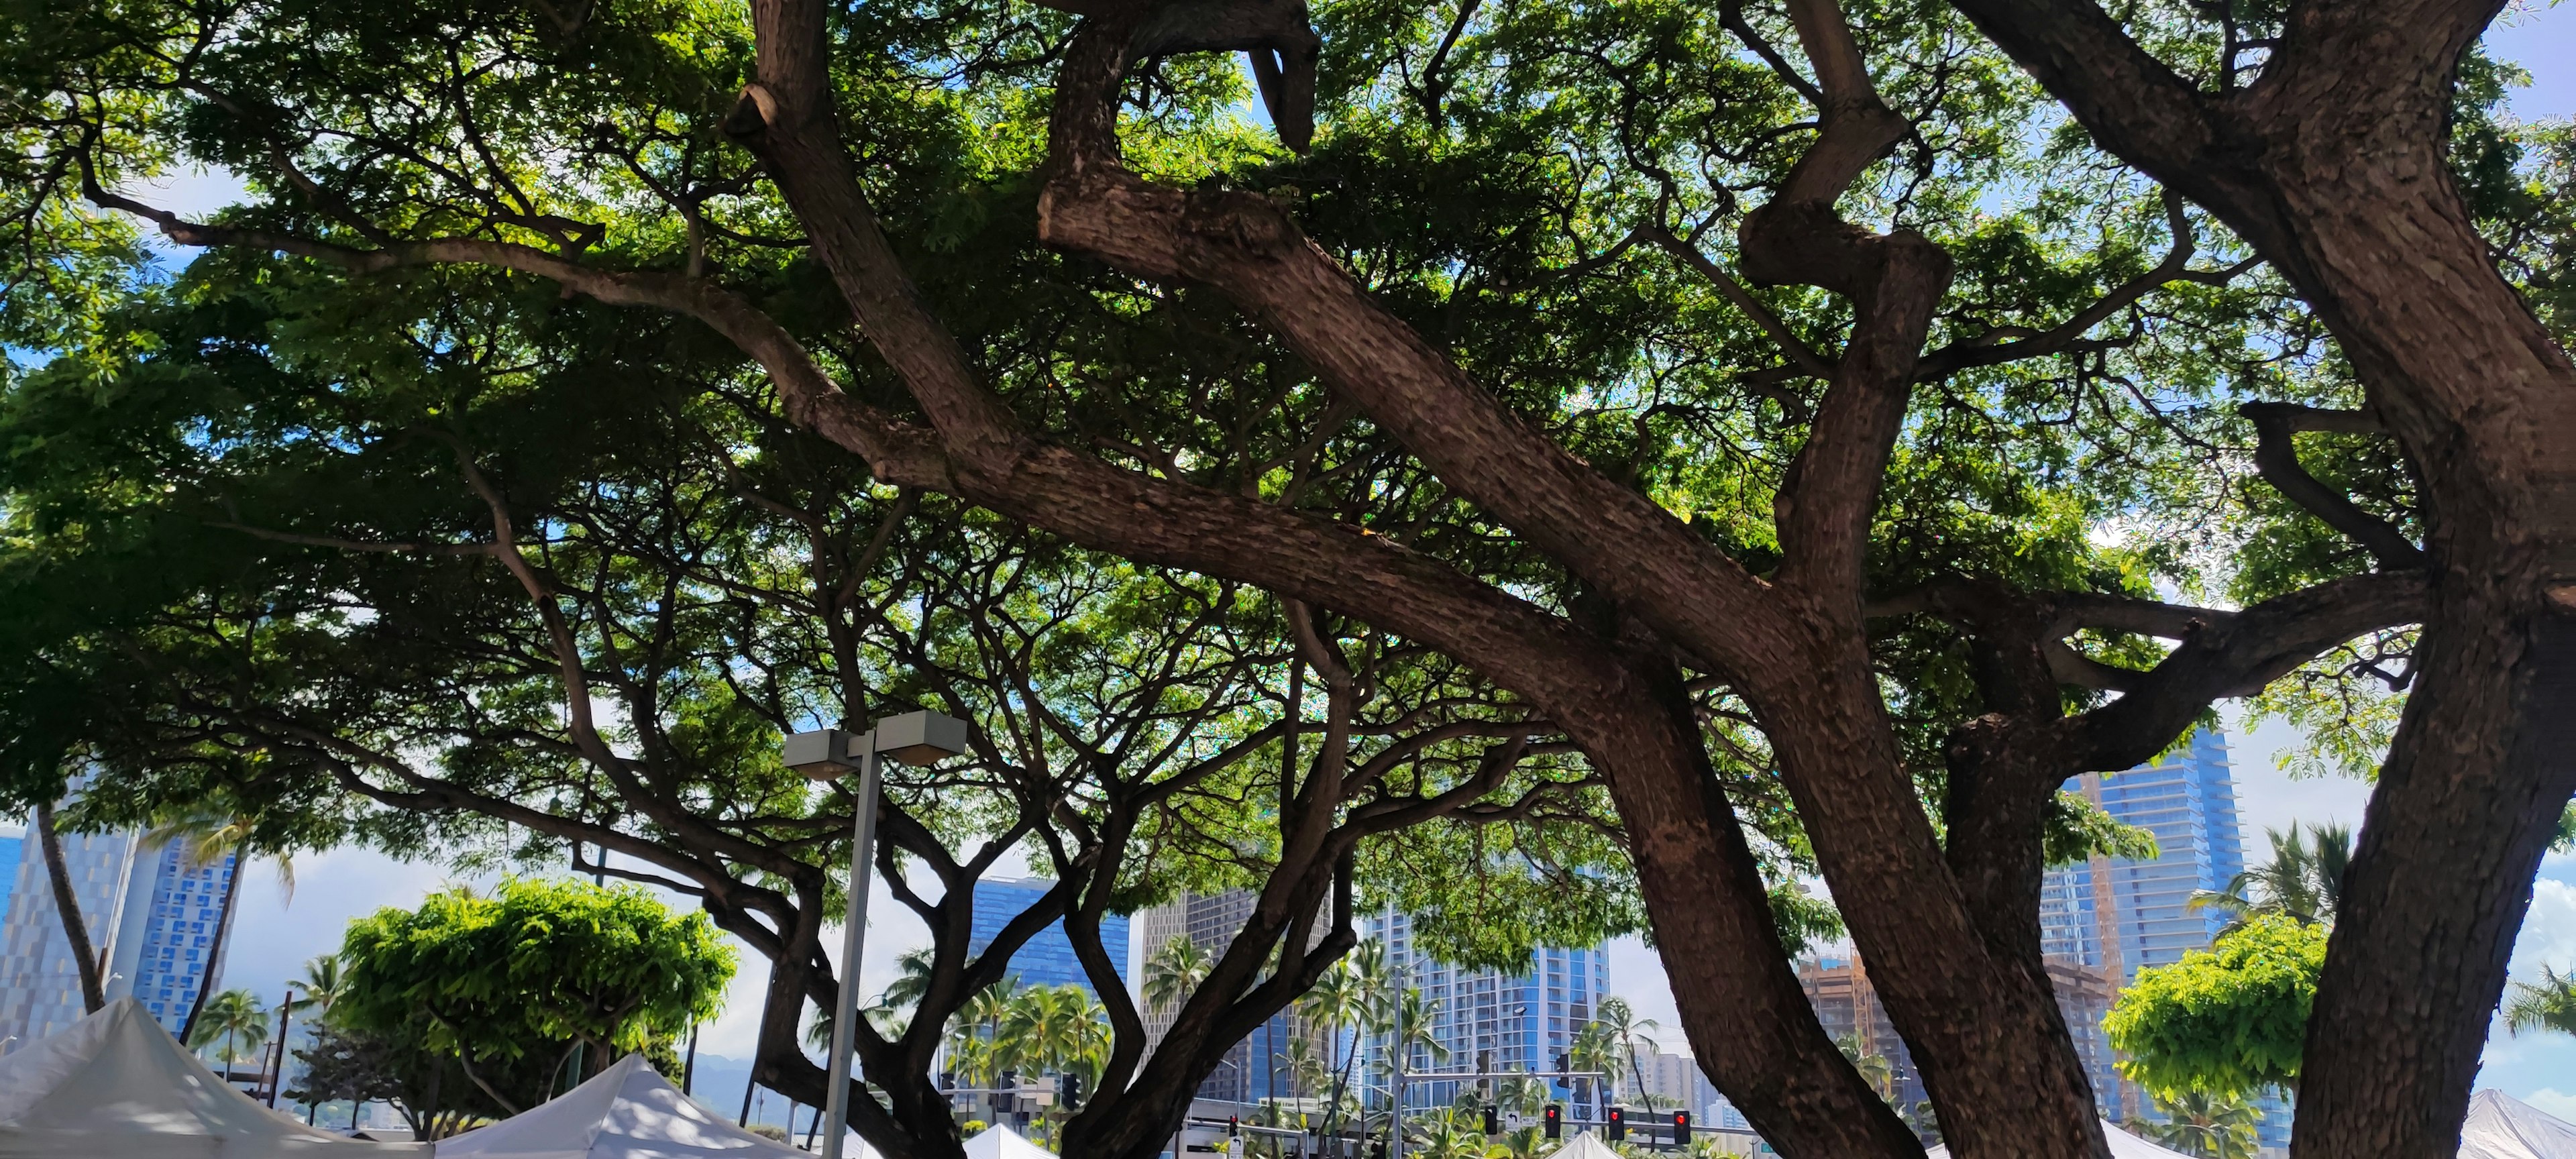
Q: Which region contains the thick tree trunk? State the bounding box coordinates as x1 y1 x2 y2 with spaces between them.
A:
1589 651 1924 1158
1933 4 2576 1154
1747 628 2104 1159
2227 44 2576 1158
35 802 107 1013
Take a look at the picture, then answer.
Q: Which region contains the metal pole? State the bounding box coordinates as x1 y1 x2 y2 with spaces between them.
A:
684 1026 700 1095
820 734 882 1159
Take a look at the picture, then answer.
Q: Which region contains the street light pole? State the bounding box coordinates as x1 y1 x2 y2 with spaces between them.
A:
818 729 881 1159
786 711 968 1159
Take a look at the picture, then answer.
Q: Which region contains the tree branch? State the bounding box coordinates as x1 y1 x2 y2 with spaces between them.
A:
2239 401 2423 567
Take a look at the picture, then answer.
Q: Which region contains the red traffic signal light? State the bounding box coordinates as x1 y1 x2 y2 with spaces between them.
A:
1673 1111 1690 1143
1606 1106 1625 1142
1542 1105 1562 1140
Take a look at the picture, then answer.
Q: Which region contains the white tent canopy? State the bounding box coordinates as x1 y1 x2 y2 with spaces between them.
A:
2460 1089 2576 1159
1538 1130 1623 1159
0 996 430 1158
1924 1119 2194 1159
961 1125 1055 1159
435 1053 835 1159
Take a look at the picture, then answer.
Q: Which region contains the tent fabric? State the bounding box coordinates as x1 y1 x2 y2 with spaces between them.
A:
433 1053 819 1159
1537 1130 1623 1159
0 997 429 1158
961 1126 1053 1159
1924 1119 2194 1159
2461 1089 2576 1159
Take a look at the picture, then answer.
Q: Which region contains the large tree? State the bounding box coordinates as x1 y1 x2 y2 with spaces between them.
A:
0 256 1632 1159
1 1 2565 1158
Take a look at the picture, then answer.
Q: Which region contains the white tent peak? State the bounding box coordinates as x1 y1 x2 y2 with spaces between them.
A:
2461 1089 2576 1159
1925 1118 2194 1159
961 1124 1055 1159
0 995 427 1156
435 1052 820 1159
1538 1129 1623 1159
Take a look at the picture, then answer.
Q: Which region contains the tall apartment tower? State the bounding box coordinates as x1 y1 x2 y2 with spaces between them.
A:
1132 889 1330 1104
2039 728 2279 1142
2041 729 2248 982
0 821 238 1052
966 876 1130 995
1362 909 1610 1121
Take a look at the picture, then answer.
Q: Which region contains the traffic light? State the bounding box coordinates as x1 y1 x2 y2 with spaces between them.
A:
1606 1106 1625 1143
1481 1107 1499 1136
1554 1052 1570 1076
993 1070 1016 1111
1672 1111 1690 1145
1057 1071 1083 1110
938 1070 955 1091
1229 1117 1241 1139
1542 1105 1562 1140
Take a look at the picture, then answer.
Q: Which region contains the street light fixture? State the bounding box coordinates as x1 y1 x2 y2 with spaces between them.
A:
785 711 969 1159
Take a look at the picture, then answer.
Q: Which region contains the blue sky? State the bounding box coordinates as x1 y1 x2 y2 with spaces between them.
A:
16 0 2576 1112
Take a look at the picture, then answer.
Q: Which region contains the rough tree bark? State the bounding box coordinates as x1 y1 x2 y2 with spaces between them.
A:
1935 1 2576 1154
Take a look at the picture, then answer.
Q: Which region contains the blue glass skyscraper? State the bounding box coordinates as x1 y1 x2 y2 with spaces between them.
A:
2040 728 2287 1146
2044 728 2248 982
966 876 1129 994
0 814 237 1052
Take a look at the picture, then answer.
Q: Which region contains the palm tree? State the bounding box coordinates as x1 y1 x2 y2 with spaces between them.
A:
1301 941 1380 1145
1568 1021 1624 1119
189 988 272 1077
2189 822 2351 930
291 956 347 1022
2141 1091 2261 1159
2506 965 2576 1036
148 804 296 1044
1833 1034 1894 1103
1591 997 1658 1104
1495 1075 1550 1119
32 801 105 1013
1144 934 1214 1015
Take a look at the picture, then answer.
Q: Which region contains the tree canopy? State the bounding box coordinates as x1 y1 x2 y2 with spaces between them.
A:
2103 915 2327 1101
1 0 2570 1156
334 878 736 1113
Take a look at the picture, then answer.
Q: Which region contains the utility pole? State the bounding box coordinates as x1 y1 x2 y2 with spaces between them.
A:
268 985 298 1107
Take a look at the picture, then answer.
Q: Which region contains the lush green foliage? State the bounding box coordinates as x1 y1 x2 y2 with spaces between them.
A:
2505 966 2576 1039
335 878 735 1106
2105 915 2326 1099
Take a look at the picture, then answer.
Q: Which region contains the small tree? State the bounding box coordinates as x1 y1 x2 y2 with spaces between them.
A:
2104 916 2327 1099
335 878 736 1115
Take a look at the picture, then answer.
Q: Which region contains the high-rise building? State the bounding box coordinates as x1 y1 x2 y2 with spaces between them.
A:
966 877 1129 994
0 819 237 1052
2042 729 2247 983
1133 889 1332 1105
2039 728 2289 1149
1794 956 1926 1112
1630 1049 1715 1115
1362 908 1610 1120
0 834 20 923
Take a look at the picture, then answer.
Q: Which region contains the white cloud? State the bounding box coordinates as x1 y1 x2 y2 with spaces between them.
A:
2510 879 2576 981
2525 1089 2576 1122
